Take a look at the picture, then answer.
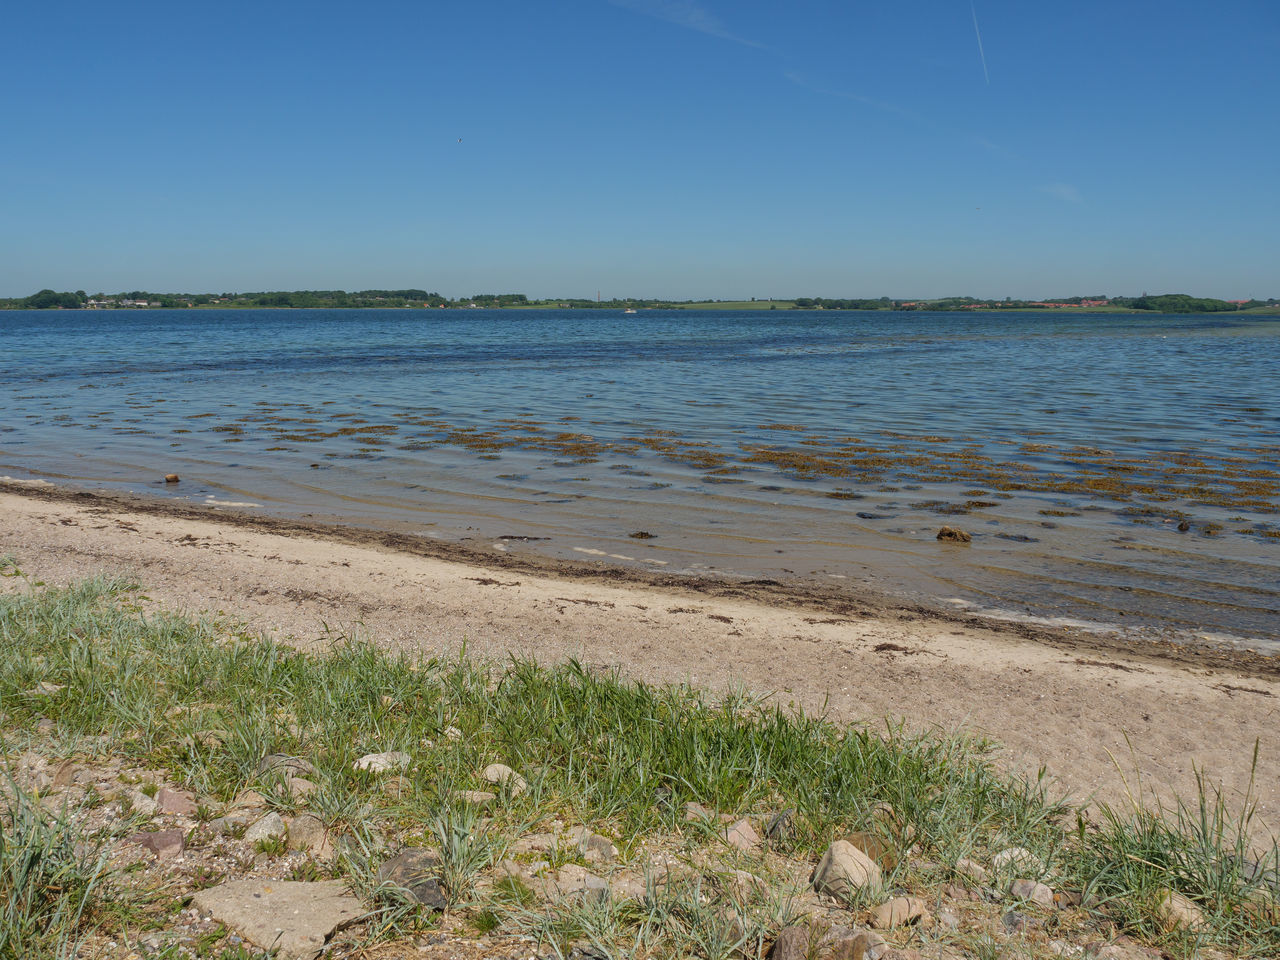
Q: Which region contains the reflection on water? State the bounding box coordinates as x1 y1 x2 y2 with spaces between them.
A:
3 308 1278 646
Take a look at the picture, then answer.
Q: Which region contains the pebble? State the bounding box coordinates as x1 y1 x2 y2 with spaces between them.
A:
569 826 619 862
991 846 1044 875
725 818 761 853
954 856 988 882
125 789 159 818
133 829 185 860
1156 889 1205 931
26 681 66 697
353 751 411 774
870 896 930 929
243 812 288 846
377 849 448 910
156 787 197 816
1010 878 1055 907
481 762 528 796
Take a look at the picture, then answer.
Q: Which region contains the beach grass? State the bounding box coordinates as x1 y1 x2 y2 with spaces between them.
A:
3 567 1279 957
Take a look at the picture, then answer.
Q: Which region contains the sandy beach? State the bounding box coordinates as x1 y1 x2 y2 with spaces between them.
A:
4 479 1278 835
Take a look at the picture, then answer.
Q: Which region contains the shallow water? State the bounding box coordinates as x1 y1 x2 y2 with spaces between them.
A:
3 308 1278 646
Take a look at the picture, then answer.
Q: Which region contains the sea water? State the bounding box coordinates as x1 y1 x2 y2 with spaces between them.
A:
2 308 1277 646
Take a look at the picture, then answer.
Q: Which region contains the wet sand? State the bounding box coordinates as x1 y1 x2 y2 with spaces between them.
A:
4 479 1279 835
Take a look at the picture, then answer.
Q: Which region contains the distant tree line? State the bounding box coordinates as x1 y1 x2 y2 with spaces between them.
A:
3 289 1278 313
793 297 896 310
13 289 88 309
1124 293 1246 313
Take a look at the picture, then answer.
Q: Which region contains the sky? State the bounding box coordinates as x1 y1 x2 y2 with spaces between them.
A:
2 0 1277 301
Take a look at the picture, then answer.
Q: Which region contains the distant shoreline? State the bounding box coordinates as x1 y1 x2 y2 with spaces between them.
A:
7 303 1280 316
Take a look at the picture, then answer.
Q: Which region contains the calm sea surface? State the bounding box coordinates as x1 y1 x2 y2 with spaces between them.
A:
3 308 1278 647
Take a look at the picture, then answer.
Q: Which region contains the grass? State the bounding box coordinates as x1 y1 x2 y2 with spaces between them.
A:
2 570 1279 956
0 775 112 959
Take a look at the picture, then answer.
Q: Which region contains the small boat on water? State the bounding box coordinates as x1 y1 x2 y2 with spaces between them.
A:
624 308 637 314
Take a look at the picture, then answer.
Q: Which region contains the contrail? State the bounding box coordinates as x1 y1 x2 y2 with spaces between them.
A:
971 2 990 84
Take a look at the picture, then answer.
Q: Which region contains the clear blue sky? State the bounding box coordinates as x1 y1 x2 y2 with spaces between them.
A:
3 0 1276 300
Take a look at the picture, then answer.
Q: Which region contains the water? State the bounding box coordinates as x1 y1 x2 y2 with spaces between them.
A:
3 308 1278 647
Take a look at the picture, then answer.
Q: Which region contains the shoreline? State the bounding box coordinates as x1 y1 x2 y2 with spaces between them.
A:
3 478 1280 833
3 478 1275 678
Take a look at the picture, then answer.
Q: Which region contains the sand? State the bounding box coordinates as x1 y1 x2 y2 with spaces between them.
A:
3 480 1278 835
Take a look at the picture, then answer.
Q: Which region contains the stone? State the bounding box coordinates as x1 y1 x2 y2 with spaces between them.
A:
134 829 185 860
728 869 767 901
352 751 411 774
443 725 463 741
507 831 557 854
231 789 267 810
125 789 159 818
870 896 929 929
846 831 898 871
569 826 619 863
812 840 882 898
458 789 496 808
376 849 447 910
50 760 79 789
936 526 971 543
935 908 960 931
481 762 527 796
943 882 982 902
1010 878 1055 907
380 776 410 799
255 754 317 779
1001 910 1035 933
156 787 197 816
852 932 890 960
1083 939 1163 960
991 846 1044 875
724 818 760 853
1054 888 1083 908
192 880 363 960
954 857 987 882
1156 889 1205 931
288 777 318 801
244 812 288 846
164 474 180 483
768 924 811 960
209 813 250 836
285 814 328 853
765 808 794 842
610 874 649 902
544 864 610 903
684 801 714 821
26 681 66 697
831 929 888 960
